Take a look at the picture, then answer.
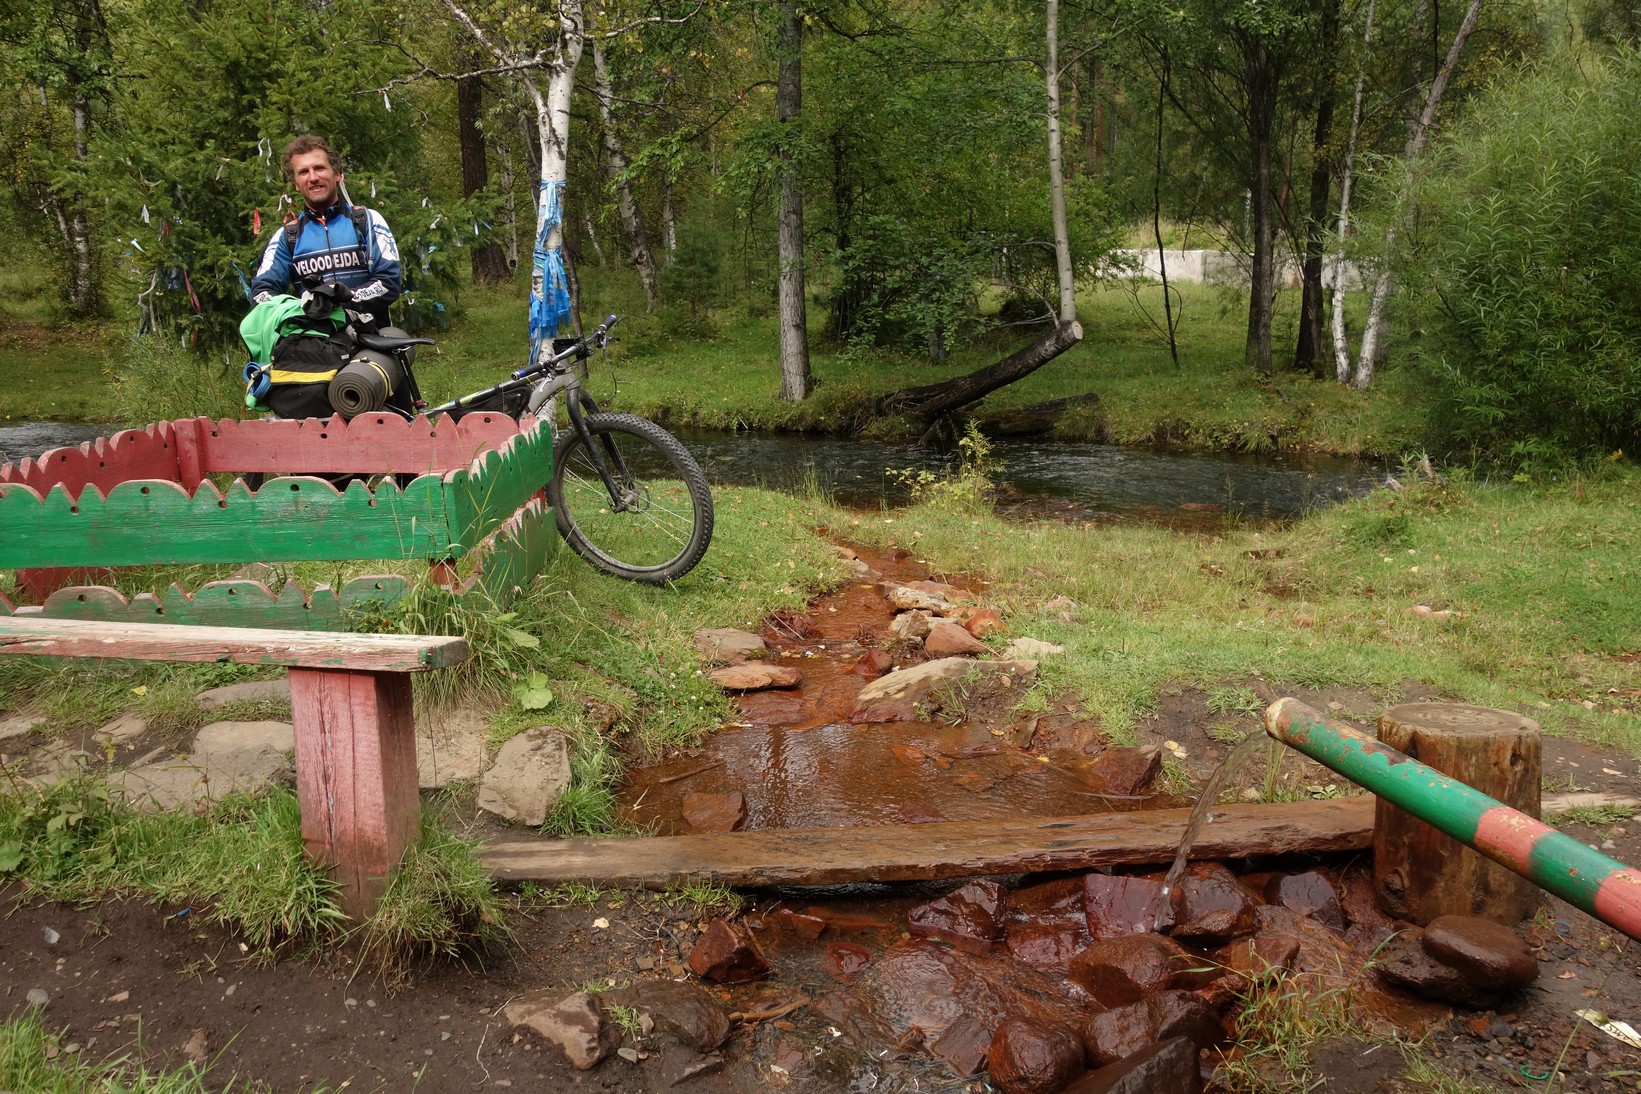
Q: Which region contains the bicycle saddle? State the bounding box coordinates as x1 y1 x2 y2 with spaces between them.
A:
355 330 435 352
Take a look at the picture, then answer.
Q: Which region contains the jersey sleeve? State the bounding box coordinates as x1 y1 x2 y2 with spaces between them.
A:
249 228 291 303
348 209 402 308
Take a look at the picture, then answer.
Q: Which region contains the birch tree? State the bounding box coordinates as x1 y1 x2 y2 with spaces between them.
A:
590 37 660 311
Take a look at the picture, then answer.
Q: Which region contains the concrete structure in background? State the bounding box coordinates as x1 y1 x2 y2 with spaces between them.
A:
1106 249 1365 291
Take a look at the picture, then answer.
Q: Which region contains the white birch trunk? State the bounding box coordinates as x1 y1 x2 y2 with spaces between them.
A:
1331 0 1375 384
1046 0 1077 323
591 39 659 310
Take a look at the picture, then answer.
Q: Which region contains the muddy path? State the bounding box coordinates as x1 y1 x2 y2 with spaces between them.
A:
4 545 1641 1091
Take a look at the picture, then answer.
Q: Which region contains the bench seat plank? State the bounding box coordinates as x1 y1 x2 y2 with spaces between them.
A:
0 616 468 672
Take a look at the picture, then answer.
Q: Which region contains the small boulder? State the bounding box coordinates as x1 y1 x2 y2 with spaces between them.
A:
1084 748 1162 798
931 1015 994 1077
1067 934 1189 1008
1264 871 1345 931
888 611 934 642
504 990 616 1070
1422 916 1538 992
693 627 768 665
477 728 571 827
885 585 958 613
681 790 747 833
1002 637 1064 659
962 608 1006 638
925 622 988 657
987 1017 1086 1094
708 663 802 691
1376 930 1503 1009
1006 877 1093 973
908 880 1005 956
1083 874 1170 940
1171 864 1260 937
194 678 291 710
1063 1036 1202 1094
851 650 895 678
688 919 771 984
1172 909 1242 948
600 979 730 1053
1082 992 1220 1067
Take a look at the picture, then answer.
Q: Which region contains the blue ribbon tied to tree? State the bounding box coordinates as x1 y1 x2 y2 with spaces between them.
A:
529 180 572 367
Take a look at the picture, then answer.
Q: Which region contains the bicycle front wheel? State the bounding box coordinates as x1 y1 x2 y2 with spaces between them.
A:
547 412 714 584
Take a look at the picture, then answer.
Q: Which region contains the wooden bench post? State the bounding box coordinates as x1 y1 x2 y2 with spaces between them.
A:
0 618 469 921
289 668 424 921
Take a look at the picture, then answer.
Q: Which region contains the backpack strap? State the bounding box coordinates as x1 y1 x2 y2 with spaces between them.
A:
282 206 372 263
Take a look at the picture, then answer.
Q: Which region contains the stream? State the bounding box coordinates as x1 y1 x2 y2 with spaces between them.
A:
1 420 1383 526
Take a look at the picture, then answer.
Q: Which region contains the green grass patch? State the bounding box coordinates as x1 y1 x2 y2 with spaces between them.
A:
0 1006 279 1094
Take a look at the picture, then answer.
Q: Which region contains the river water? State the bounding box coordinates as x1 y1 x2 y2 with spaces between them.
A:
0 420 1382 526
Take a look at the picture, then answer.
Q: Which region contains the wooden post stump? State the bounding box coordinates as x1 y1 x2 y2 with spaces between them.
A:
1373 702 1542 925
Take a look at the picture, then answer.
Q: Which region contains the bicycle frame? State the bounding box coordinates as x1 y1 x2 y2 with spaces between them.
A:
421 316 639 512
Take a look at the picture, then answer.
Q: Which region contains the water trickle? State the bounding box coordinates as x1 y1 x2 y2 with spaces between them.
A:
1149 734 1276 932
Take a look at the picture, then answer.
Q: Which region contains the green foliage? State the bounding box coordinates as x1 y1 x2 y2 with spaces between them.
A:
659 214 723 336
887 422 999 512
0 770 116 883
1400 50 1641 465
0 1006 273 1093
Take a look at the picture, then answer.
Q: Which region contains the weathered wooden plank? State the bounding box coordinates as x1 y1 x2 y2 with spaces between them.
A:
463 496 558 606
0 421 183 499
448 418 554 551
0 616 469 671
482 798 1377 888
290 668 422 921
12 567 120 605
0 475 456 568
31 575 415 630
196 413 536 475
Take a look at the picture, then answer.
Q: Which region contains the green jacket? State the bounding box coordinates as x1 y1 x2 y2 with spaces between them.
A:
239 295 347 382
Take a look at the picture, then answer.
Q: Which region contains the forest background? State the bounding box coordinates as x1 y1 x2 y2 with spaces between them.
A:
2 0 1639 470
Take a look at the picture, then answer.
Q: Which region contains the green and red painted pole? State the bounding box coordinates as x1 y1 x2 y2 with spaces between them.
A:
1265 697 1641 941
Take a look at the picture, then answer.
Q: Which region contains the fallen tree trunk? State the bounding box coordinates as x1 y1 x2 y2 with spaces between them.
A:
483 796 1372 888
973 392 1102 436
876 320 1084 425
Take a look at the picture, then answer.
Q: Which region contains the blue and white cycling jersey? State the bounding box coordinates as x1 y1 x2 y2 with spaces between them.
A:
250 203 402 324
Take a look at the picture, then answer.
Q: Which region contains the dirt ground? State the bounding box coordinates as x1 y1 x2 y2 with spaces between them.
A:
4 547 1641 1091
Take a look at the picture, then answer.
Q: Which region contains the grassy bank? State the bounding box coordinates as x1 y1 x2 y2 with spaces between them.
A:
3 262 1423 459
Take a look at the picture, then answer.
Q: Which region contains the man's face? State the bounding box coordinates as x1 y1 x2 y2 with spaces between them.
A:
290 150 342 210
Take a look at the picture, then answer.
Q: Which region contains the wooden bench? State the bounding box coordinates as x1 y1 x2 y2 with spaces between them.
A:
0 616 470 920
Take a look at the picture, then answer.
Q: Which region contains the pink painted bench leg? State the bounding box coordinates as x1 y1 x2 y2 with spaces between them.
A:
288 667 422 921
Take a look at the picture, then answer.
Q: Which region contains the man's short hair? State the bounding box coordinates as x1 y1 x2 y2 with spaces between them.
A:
283 135 340 181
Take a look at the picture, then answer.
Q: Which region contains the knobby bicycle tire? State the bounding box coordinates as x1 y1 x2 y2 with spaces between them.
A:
546 412 714 584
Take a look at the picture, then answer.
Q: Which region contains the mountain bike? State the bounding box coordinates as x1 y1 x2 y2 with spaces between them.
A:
358 313 714 585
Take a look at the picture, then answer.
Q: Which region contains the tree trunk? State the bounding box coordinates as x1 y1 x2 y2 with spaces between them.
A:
1373 703 1543 925
1243 38 1277 375
1151 46 1179 366
876 320 1083 424
1353 0 1485 389
582 214 607 266
776 0 811 402
64 94 99 318
1331 0 1375 384
1046 0 1077 324
1294 0 1340 376
591 39 660 311
457 65 509 285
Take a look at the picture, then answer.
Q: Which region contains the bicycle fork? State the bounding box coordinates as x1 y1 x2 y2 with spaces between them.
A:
531 374 639 513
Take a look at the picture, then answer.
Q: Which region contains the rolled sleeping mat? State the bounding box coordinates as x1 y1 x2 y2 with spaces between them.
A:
328 348 406 418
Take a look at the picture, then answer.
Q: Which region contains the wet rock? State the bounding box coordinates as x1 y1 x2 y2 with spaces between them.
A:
1067 933 1189 1007
962 608 1005 638
1083 748 1161 798
851 700 921 724
1083 874 1169 940
885 585 958 613
693 627 767 665
195 678 291 710
1421 916 1538 991
1063 1036 1202 1094
888 611 934 642
855 657 973 707
504 989 617 1069
1196 935 1301 1010
851 650 895 678
813 939 1087 1064
1375 930 1503 1009
476 728 571 827
987 1017 1086 1094
1002 637 1064 659
930 1015 993 1077
907 579 970 603
601 979 730 1053
925 622 988 657
681 790 747 833
1250 904 1359 987
826 942 873 981
1171 864 1259 936
1172 909 1241 948
1337 870 1398 953
1264 871 1345 931
765 907 826 940
1006 878 1092 974
1082 991 1221 1067
687 919 771 984
908 880 1005 955
707 662 802 691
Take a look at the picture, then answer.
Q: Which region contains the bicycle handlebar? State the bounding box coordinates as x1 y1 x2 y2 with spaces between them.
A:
511 314 621 381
